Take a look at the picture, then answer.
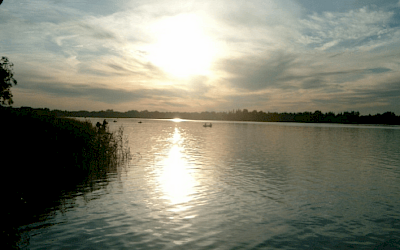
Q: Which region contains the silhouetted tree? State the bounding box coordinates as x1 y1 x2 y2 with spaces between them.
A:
380 111 398 124
0 57 17 106
312 110 323 122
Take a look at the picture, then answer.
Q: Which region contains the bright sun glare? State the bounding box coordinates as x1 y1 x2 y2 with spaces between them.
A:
157 127 196 211
148 14 215 78
172 118 183 122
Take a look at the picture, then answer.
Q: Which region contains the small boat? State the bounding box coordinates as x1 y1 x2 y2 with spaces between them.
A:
113 120 117 122
203 123 212 127
138 121 142 123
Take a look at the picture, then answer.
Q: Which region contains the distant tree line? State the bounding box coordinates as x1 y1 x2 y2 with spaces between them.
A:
25 107 400 125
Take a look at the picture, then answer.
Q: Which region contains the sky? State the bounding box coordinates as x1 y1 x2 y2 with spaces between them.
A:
1 0 400 114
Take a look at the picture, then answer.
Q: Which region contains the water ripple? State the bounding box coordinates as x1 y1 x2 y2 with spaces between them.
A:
22 119 400 249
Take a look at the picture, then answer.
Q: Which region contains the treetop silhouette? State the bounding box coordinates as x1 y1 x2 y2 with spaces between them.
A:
0 56 18 106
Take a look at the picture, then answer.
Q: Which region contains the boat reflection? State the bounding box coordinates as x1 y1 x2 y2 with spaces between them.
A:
156 127 197 212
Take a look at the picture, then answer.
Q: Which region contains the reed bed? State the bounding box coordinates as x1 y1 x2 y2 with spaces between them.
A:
0 107 131 248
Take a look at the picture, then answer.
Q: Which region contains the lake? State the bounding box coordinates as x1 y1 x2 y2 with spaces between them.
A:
19 118 400 249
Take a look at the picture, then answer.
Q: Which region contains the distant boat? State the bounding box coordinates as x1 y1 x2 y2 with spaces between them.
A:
203 123 212 127
138 121 142 123
113 120 117 122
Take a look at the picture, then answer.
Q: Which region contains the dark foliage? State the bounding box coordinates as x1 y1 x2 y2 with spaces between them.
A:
0 106 130 249
0 57 17 106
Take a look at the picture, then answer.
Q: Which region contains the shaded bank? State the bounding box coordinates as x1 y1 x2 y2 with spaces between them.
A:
0 106 130 248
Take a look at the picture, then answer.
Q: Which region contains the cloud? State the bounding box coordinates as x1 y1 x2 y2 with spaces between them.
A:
107 63 134 73
55 35 79 46
215 39 398 113
15 79 190 105
308 67 392 85
221 47 393 93
186 75 211 94
308 73 400 114
210 0 301 28
298 7 395 51
159 101 191 108
49 0 133 16
354 0 400 9
221 52 298 91
76 23 117 40
354 79 400 101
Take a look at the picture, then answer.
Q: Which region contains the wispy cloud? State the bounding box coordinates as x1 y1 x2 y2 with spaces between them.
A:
298 7 395 51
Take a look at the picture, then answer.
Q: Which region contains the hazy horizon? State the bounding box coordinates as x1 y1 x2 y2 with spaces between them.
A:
1 0 400 115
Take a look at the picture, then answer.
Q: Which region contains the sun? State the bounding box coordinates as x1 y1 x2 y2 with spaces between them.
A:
147 14 215 78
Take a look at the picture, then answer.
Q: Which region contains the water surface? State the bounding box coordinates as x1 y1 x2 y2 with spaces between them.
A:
21 119 400 249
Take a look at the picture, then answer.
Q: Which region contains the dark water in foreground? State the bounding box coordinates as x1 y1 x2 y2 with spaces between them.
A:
19 119 400 249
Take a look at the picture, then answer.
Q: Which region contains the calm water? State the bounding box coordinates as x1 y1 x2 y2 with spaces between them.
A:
20 119 400 249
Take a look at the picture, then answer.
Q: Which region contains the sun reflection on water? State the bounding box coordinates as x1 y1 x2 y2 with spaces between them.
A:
157 127 197 211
